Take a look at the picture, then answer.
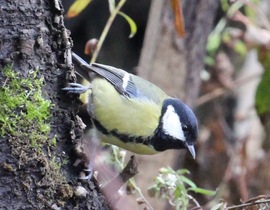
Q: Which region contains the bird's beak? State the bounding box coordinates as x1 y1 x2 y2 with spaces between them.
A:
186 144 196 159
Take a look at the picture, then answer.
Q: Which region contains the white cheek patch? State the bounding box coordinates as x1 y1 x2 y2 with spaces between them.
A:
122 72 130 90
162 105 185 141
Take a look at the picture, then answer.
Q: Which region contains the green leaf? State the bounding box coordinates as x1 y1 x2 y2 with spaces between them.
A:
147 187 157 197
174 185 182 198
189 187 216 196
176 168 190 175
255 49 270 115
204 56 215 66
220 0 230 12
159 167 172 174
227 1 244 18
156 176 166 185
233 40 247 55
181 176 196 188
118 11 137 38
207 33 221 53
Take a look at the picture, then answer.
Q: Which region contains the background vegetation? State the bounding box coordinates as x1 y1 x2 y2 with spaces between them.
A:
63 0 270 209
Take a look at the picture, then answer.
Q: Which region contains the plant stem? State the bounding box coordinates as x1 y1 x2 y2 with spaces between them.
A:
90 0 126 63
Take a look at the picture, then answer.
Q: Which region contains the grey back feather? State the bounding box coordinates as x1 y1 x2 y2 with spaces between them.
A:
72 52 168 104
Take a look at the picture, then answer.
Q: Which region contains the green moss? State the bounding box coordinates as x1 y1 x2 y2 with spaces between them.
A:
50 136 57 147
0 65 71 206
51 155 61 170
0 66 51 145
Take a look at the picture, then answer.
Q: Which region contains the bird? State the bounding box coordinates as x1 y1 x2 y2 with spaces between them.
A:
64 52 198 177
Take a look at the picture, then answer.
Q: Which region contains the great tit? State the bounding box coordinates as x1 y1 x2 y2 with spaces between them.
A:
65 52 198 160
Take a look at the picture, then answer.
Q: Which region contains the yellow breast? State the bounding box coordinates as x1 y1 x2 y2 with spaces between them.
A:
91 78 161 140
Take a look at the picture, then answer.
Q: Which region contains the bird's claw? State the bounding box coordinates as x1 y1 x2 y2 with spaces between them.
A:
62 83 90 94
79 172 93 180
78 164 94 180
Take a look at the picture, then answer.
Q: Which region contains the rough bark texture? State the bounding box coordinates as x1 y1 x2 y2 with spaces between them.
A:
0 1 108 209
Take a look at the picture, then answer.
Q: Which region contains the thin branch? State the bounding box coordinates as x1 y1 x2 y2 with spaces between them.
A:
227 199 270 209
188 194 202 209
90 0 126 63
102 155 138 194
101 156 140 209
196 72 262 106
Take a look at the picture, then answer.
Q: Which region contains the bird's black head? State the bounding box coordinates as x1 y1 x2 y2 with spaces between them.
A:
152 98 198 158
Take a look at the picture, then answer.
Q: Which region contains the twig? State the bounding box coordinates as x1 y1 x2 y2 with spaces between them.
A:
243 0 270 31
103 156 154 210
110 146 154 209
196 72 262 106
102 156 139 209
91 0 126 63
226 199 270 209
188 194 202 209
130 179 154 210
102 155 138 195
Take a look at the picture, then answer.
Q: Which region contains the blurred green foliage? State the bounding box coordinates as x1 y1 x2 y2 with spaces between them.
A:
255 48 270 116
148 167 216 210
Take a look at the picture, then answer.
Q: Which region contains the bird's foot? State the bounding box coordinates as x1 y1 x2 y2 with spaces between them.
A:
79 164 94 180
62 83 90 94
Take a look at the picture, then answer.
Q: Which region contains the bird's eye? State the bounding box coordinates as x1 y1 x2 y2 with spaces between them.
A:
182 125 188 132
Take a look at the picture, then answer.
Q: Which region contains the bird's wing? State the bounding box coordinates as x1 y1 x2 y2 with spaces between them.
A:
88 63 138 99
72 52 168 103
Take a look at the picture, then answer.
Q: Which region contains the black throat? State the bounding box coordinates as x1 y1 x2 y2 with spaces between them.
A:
150 126 187 152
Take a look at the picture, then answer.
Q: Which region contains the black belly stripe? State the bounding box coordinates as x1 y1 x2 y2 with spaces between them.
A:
93 118 152 146
93 118 109 135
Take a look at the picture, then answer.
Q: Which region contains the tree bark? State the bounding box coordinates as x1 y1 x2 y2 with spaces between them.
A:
0 1 108 209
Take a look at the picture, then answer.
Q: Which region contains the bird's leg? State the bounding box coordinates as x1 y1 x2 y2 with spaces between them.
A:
80 141 97 180
74 128 99 180
62 83 92 94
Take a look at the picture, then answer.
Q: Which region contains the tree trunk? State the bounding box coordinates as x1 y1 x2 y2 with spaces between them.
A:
137 0 219 209
0 1 108 209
